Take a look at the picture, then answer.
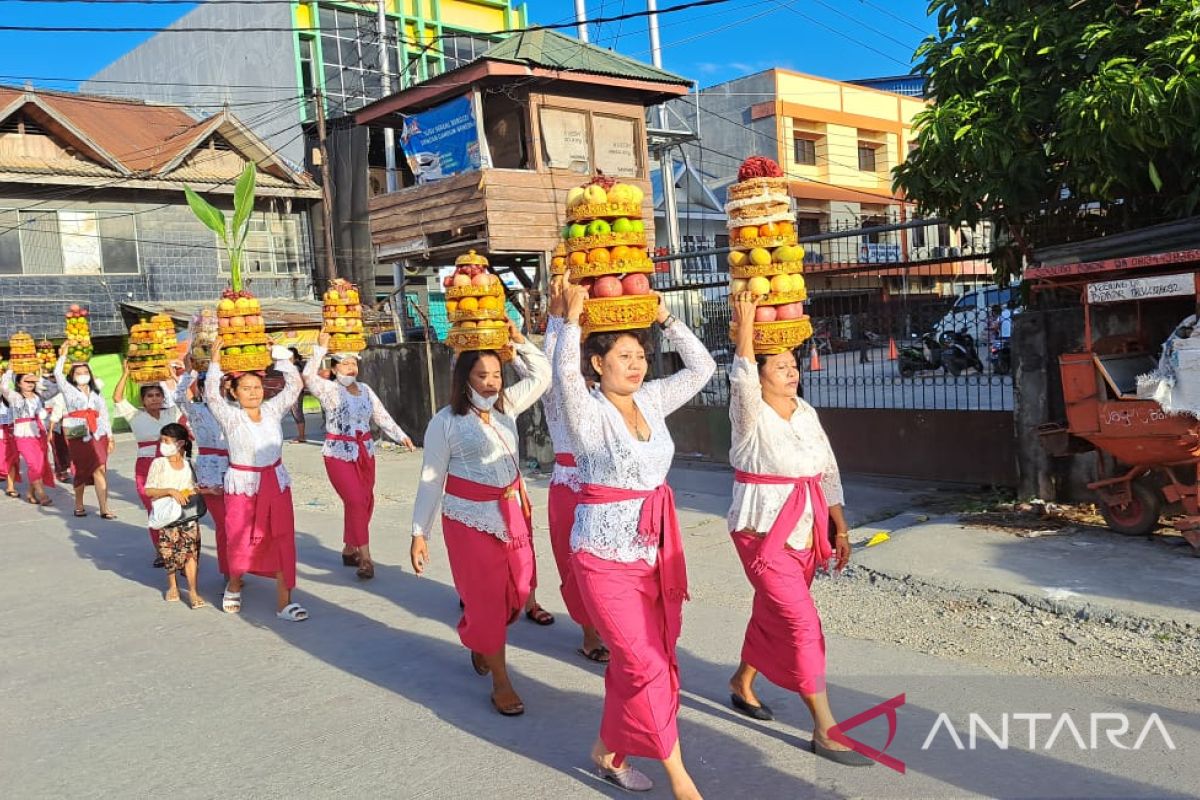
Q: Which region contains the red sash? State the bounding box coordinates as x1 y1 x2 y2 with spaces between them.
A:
229 459 284 545
198 447 228 457
67 408 99 434
554 453 577 467
326 430 374 473
444 473 531 548
733 469 831 573
136 440 161 459
14 416 46 437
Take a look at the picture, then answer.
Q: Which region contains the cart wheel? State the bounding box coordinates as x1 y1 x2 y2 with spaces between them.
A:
1098 481 1162 537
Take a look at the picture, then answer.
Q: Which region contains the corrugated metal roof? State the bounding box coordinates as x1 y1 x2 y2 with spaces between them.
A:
482 30 690 86
0 158 122 178
120 298 389 330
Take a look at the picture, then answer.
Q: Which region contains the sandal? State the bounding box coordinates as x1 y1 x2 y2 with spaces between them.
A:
355 559 375 580
190 595 207 610
73 509 87 517
276 602 309 622
341 552 360 567
578 646 611 663
490 692 525 717
100 512 117 520
4 490 18 498
593 760 653 792
222 587 242 614
525 604 555 626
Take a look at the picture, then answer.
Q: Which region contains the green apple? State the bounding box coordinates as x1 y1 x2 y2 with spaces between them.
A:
611 218 634 234
586 219 612 236
630 219 645 233
568 223 588 239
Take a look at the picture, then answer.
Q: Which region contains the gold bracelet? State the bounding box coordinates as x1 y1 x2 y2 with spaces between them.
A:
835 532 850 539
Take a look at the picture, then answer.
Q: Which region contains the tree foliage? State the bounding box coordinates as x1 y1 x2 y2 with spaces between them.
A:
893 0 1200 281
184 162 258 292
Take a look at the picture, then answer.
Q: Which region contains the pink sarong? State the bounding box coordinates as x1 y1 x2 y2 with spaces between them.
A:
0 423 19 481
13 417 54 488
223 460 297 589
441 514 534 654
547 454 589 627
733 470 831 573
324 431 376 548
202 490 229 577
135 442 160 545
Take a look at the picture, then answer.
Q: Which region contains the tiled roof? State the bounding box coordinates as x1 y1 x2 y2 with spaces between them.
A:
482 30 690 86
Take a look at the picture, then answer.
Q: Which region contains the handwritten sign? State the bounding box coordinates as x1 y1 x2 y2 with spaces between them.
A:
1086 273 1195 304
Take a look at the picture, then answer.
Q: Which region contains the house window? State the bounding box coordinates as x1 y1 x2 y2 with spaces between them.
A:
911 222 926 248
441 34 495 72
796 216 822 238
0 209 21 275
318 5 400 113
299 36 318 121
857 142 877 172
0 209 139 276
793 136 816 166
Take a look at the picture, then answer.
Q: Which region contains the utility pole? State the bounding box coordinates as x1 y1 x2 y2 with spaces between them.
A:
377 0 398 193
575 0 589 41
314 88 338 287
647 0 681 260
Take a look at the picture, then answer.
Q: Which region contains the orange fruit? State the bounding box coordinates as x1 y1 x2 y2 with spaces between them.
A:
588 248 611 264
759 222 779 237
611 245 631 262
445 300 459 313
568 251 587 267
478 295 500 311
458 296 479 312
551 256 566 269
777 221 795 237
739 226 759 241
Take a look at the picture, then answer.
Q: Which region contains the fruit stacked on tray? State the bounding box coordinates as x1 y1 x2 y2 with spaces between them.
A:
443 250 509 354
64 304 93 362
550 242 567 277
127 318 173 384
321 278 367 353
37 338 56 374
215 288 270 372
725 156 812 354
8 332 40 375
189 309 218 371
562 176 657 334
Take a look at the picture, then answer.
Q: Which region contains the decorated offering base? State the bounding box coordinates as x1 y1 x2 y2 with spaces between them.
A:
36 339 56 374
550 242 568 277
216 288 270 372
561 176 658 335
64 304 93 362
189 309 218 372
127 319 173 384
8 332 40 375
322 278 367 353
724 157 812 354
443 250 509 354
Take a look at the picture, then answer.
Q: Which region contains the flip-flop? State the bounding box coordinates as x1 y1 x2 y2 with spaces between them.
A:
490 693 524 717
578 646 611 663
341 552 360 567
4 491 19 498
525 605 555 626
99 512 118 520
470 651 490 676
356 559 375 580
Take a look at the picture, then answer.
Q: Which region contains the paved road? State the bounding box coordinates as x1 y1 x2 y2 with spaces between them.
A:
1 436 1193 799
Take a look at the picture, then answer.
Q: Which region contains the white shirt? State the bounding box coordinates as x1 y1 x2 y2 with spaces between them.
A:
203 355 301 496
174 371 229 489
553 321 715 565
145 456 196 493
115 399 182 458
302 344 409 462
0 371 57 438
727 357 843 550
411 340 551 541
54 355 112 440
541 317 580 491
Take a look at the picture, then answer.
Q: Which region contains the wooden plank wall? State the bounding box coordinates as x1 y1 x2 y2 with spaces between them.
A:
368 171 487 249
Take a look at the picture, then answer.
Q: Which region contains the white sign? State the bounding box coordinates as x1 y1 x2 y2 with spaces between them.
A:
59 211 103 275
1087 273 1194 304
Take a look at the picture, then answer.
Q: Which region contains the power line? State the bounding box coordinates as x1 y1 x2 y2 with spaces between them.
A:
856 0 930 36
768 0 914 70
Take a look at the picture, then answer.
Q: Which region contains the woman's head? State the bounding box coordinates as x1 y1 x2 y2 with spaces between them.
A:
756 350 801 399
15 373 39 395
158 421 192 459
450 350 506 415
331 353 359 382
288 347 303 368
584 330 651 396
69 363 97 392
228 372 265 410
139 383 165 413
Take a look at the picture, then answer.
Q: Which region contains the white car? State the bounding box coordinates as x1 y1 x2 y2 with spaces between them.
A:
934 285 1019 344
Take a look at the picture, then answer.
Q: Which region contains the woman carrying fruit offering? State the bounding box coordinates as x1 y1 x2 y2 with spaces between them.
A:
553 282 715 799
55 344 116 518
114 359 183 560
723 294 869 767
0 368 57 505
304 331 414 579
205 337 308 622
174 357 231 578
409 319 551 717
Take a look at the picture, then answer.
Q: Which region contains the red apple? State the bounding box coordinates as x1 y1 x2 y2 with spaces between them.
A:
442 276 454 288
621 273 651 295
775 302 801 320
471 273 490 287
754 306 778 322
592 276 623 298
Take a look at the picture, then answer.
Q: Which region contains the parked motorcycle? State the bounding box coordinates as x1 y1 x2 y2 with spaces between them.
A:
989 338 1012 375
942 328 984 375
898 332 947 378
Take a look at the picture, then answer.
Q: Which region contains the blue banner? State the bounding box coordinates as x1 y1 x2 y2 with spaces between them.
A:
399 94 481 184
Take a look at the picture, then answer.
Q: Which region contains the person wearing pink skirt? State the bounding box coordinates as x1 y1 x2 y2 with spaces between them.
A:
0 396 20 498
410 321 550 717
1 370 56 505
304 331 414 579
205 339 306 622
725 295 870 767
554 285 715 799
174 362 231 578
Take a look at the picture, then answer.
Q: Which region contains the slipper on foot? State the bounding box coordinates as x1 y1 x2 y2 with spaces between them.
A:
812 740 875 766
731 692 775 721
276 602 309 622
525 605 555 626
222 588 242 614
578 646 611 663
595 762 653 793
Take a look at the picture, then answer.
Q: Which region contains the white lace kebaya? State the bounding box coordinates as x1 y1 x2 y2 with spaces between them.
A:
302 344 410 461
727 356 844 550
54 354 111 440
553 320 715 565
541 316 580 491
174 371 230 490
203 355 301 496
411 340 552 541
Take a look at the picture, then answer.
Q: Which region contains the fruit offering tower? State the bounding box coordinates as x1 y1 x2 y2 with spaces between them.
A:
725 156 812 353
64 304 93 363
126 319 173 384
36 338 56 374
549 242 567 277
321 279 367 353
444 250 509 354
188 309 218 372
8 332 40 375
561 176 658 334
216 289 270 372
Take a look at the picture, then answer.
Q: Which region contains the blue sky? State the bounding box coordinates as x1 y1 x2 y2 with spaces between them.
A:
0 0 934 91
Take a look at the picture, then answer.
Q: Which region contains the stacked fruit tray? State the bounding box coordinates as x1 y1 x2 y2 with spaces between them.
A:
37 339 56 374
725 156 812 354
321 278 367 353
64 304 93 362
189 309 218 371
550 242 567 277
562 176 657 334
443 250 509 353
127 318 173 384
8 332 40 375
216 289 270 372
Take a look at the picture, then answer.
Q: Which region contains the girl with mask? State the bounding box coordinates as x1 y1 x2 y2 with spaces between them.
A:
174 357 231 579
114 359 184 562
205 338 306 621
0 369 58 505
144 422 205 608
410 319 550 717
303 332 414 579
55 344 115 518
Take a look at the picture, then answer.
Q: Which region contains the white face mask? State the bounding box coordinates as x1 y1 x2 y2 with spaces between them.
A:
336 373 357 387
469 387 498 410
159 442 179 457
73 373 91 386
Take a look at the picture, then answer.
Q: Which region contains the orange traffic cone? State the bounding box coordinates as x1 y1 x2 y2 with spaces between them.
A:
809 346 822 372
888 337 899 361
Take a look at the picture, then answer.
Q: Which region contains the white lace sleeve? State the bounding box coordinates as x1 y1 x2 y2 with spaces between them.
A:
810 404 845 506
173 372 194 407
541 316 563 421
262 358 302 420
368 386 408 443
411 411 450 538
641 321 717 416
204 363 238 430
302 344 340 412
505 339 552 416
554 322 602 453
728 356 763 442
54 355 85 408
1 371 19 407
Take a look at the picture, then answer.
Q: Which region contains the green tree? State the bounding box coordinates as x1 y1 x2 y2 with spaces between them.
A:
184 162 257 292
893 0 1200 282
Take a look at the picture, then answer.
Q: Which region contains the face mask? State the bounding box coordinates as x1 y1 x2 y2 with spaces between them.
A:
469 387 498 410
336 374 357 387
159 442 179 457
74 373 91 386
